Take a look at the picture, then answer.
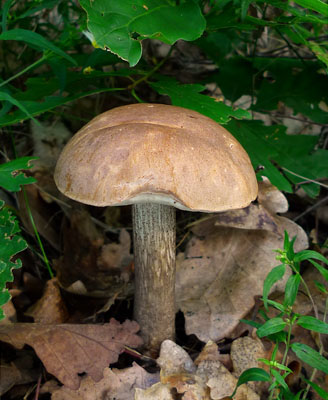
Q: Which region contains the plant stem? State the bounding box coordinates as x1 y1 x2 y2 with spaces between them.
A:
22 188 54 278
0 55 47 88
128 46 173 90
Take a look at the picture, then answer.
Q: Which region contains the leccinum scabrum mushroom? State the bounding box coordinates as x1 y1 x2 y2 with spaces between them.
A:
54 103 258 352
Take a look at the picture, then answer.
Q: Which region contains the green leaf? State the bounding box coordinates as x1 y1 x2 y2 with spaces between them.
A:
0 87 124 128
307 42 328 70
240 319 262 329
227 119 328 196
79 0 206 66
314 281 328 294
292 0 328 15
1 0 14 32
252 58 328 125
265 299 285 313
257 317 287 338
230 368 271 397
271 368 289 390
284 274 301 307
207 57 257 102
297 316 328 334
291 343 328 374
0 91 38 124
150 76 251 124
0 29 77 65
263 264 286 310
0 157 36 192
294 250 328 264
303 379 328 400
0 200 27 320
309 260 328 282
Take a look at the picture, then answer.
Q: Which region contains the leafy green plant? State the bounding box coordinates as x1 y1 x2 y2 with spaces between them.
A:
0 0 327 197
0 157 36 320
235 232 328 399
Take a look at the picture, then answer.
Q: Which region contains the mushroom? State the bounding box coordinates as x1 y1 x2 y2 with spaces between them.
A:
54 103 258 352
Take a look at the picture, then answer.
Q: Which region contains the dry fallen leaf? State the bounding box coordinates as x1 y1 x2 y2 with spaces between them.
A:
0 354 39 396
51 362 158 400
176 180 308 342
0 319 142 389
25 278 69 324
55 211 133 298
137 340 260 400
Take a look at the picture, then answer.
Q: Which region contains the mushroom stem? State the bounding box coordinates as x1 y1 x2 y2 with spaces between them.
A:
133 203 176 352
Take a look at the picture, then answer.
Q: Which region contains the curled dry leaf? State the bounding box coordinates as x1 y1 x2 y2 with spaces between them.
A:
0 319 142 389
51 362 159 400
137 340 260 400
176 180 308 342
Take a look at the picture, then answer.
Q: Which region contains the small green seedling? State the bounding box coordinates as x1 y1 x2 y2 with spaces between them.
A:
234 232 328 400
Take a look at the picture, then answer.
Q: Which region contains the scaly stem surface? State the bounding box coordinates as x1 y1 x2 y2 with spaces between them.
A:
133 203 176 353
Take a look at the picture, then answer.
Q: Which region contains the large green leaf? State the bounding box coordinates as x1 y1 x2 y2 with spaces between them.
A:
79 0 206 66
150 76 251 124
227 120 328 196
252 58 328 124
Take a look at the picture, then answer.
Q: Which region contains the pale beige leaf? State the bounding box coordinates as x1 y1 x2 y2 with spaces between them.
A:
52 362 158 400
176 181 308 342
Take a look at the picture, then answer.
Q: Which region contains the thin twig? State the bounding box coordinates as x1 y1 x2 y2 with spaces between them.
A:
293 195 328 222
281 167 328 190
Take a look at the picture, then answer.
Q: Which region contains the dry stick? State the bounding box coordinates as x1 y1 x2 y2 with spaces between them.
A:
281 167 328 190
293 195 328 222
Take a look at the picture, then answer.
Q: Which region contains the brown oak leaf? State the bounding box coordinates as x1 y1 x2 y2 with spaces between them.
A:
0 319 142 389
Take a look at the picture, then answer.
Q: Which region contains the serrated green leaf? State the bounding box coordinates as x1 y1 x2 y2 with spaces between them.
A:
0 29 77 65
0 201 27 321
0 157 36 192
252 58 328 125
79 0 206 66
291 343 328 374
150 76 251 124
257 317 287 338
227 119 327 196
263 264 286 310
284 274 301 307
297 316 328 333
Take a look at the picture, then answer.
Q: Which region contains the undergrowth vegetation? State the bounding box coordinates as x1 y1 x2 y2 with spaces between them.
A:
0 1 327 398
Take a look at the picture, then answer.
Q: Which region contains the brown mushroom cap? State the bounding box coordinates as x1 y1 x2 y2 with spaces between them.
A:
54 103 258 212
